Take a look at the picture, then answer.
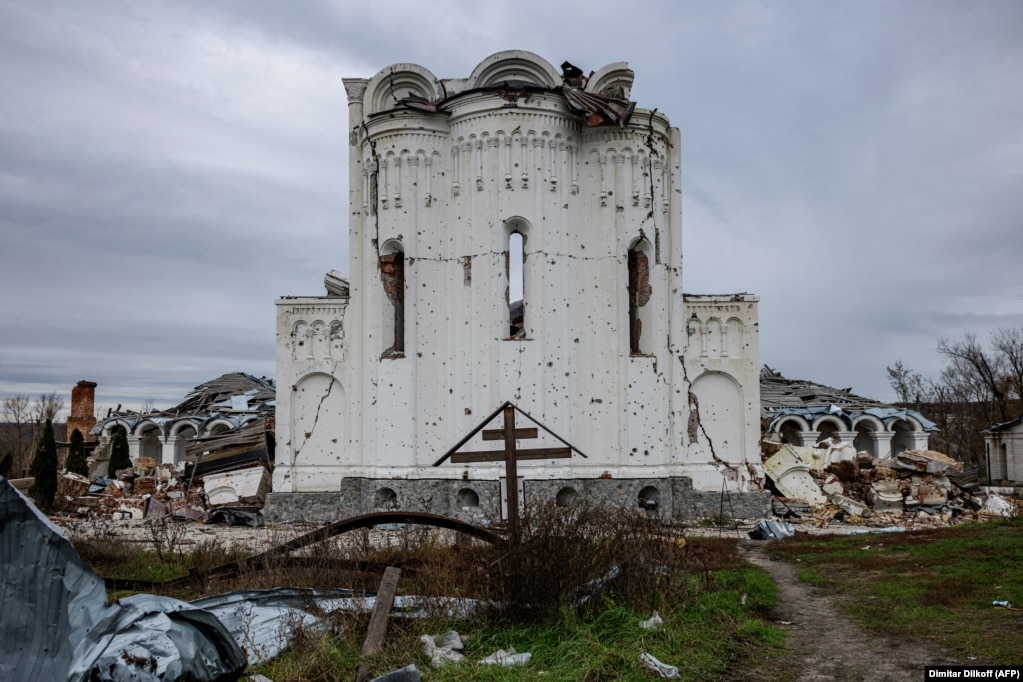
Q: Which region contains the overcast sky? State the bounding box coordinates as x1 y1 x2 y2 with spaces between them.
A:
2 0 1022 417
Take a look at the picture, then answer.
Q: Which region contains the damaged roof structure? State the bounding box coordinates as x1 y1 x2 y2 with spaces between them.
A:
750 367 1020 531
90 372 275 470
70 374 277 523
271 50 767 524
760 366 937 459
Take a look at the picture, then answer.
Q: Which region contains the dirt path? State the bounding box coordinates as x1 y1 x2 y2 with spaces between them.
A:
738 541 956 682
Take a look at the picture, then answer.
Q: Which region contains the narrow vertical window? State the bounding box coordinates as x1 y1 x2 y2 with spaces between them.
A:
380 244 405 356
628 241 652 355
508 231 525 338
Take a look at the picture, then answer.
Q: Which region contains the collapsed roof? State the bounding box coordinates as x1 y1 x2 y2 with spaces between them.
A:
760 366 938 432
92 373 276 438
168 373 275 416
375 58 636 129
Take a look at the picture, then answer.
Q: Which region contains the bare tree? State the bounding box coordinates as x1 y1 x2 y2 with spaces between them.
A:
140 397 156 414
991 327 1023 417
886 360 926 406
897 327 1023 469
34 391 65 424
3 395 31 476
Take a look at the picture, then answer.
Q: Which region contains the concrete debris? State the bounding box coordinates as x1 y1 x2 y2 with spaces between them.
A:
830 494 868 518
205 466 270 507
981 494 1013 517
891 449 961 475
57 472 91 500
761 441 1019 529
55 438 270 526
813 439 857 470
639 652 681 679
868 481 904 513
762 445 828 505
821 474 844 496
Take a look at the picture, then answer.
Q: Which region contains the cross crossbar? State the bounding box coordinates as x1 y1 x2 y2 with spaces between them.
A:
449 447 572 464
482 427 538 441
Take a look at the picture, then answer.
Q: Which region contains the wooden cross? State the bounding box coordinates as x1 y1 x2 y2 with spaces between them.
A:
434 402 583 545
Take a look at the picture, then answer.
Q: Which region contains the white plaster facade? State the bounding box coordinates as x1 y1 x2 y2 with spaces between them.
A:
274 51 762 498
983 418 1023 484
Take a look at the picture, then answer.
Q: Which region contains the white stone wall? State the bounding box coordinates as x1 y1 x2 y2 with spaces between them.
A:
683 295 763 489
274 51 762 494
985 422 1023 484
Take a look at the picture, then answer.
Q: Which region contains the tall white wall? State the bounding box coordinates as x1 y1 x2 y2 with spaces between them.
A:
274 51 762 493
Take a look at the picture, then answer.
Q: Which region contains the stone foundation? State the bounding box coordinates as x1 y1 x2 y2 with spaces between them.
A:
264 477 771 524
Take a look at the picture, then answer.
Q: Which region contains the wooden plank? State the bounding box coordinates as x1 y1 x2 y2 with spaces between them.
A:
503 406 520 546
353 566 403 682
450 447 572 463
482 427 537 441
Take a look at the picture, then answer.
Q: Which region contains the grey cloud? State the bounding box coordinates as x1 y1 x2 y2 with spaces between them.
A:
2 0 1023 409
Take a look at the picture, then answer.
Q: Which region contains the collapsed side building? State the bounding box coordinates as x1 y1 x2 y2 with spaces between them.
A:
760 366 937 456
270 51 767 524
90 373 275 473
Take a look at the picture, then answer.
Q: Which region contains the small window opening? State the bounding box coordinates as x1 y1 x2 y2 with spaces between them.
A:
374 487 397 508
628 243 652 354
508 231 525 339
638 486 660 510
380 247 405 356
456 488 480 508
555 487 578 507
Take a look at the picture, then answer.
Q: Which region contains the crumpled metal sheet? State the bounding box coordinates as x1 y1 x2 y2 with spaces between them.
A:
192 588 364 665
0 476 246 682
747 519 795 540
1 476 487 680
70 594 247 681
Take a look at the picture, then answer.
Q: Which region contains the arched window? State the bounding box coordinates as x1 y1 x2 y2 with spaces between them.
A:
380 242 405 356
504 220 529 339
627 240 652 354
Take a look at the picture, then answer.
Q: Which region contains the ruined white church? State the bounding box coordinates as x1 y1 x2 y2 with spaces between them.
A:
268 51 768 523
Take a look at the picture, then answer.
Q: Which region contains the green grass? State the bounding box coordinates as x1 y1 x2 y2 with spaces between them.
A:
773 517 1023 664
257 565 784 681
795 568 827 587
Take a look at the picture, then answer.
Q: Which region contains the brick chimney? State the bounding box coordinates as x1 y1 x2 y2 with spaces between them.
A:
68 380 98 443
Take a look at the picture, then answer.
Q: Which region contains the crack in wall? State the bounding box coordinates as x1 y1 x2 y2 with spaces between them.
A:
677 354 739 479
293 363 340 464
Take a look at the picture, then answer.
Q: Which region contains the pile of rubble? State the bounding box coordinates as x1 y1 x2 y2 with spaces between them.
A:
762 438 1019 529
53 455 270 526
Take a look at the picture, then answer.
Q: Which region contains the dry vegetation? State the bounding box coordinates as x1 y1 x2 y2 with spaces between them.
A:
72 504 783 680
